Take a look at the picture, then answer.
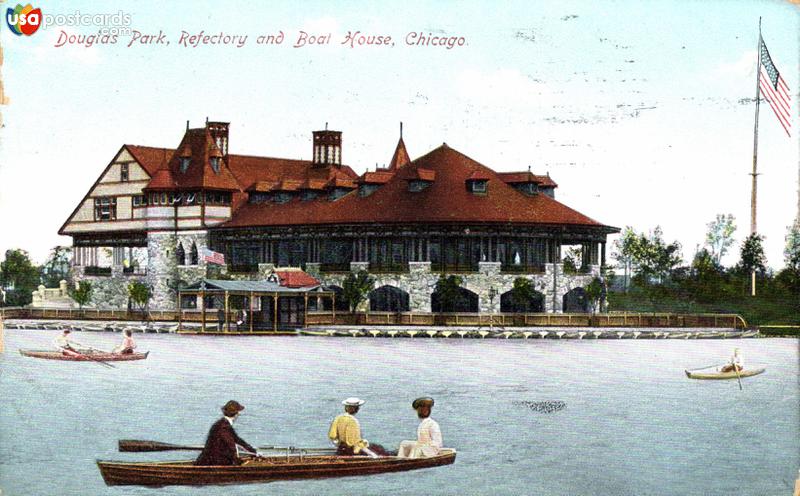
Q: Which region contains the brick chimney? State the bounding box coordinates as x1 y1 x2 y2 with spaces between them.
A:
206 120 230 159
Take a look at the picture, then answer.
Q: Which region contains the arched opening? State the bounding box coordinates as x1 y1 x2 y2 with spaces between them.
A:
563 287 589 313
431 286 479 313
323 285 350 312
500 289 544 313
190 242 199 265
369 285 410 312
176 243 186 265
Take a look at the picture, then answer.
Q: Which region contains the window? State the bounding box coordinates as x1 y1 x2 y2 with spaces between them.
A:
408 180 430 192
468 180 488 193
94 197 117 220
180 157 191 173
120 163 129 182
176 243 186 265
205 191 231 205
190 243 199 265
132 195 147 207
209 157 221 173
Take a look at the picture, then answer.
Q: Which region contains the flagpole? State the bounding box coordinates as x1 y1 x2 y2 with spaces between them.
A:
749 17 762 297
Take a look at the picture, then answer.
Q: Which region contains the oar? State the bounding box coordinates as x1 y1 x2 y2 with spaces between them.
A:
63 348 115 369
118 439 335 453
733 362 743 390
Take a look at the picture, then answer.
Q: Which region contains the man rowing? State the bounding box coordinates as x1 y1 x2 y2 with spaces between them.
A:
52 329 80 353
195 401 261 466
113 329 137 354
720 348 744 373
328 397 391 457
397 397 443 458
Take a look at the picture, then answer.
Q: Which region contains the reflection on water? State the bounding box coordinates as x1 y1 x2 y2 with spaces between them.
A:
0 330 798 496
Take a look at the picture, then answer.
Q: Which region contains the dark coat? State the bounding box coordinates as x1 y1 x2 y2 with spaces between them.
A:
195 418 256 466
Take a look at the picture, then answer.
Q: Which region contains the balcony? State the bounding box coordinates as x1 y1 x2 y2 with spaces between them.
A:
319 263 352 273
228 263 259 274
369 262 410 274
430 262 479 273
84 266 112 277
501 263 546 274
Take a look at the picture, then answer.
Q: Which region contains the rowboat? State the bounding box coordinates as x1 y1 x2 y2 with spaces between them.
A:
97 450 456 486
18 349 150 362
685 367 765 380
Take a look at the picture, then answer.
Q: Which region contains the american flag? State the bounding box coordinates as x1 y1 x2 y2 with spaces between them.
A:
759 38 791 137
202 248 225 265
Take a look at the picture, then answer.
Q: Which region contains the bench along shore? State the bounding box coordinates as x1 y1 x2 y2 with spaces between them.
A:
2 319 762 339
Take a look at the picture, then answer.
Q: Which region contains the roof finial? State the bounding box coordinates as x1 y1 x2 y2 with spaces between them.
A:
205 116 209 125
400 121 403 139
186 120 190 131
528 164 531 173
325 122 328 130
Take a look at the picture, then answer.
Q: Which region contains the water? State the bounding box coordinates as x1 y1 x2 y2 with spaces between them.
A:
1 329 797 495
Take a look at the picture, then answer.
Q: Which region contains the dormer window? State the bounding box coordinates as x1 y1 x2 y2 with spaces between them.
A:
209 157 221 174
359 184 379 197
408 180 431 192
180 157 191 173
302 190 319 201
274 192 293 204
469 180 488 194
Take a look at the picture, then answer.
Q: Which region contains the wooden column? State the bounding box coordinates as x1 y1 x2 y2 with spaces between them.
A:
332 294 337 323
178 290 183 332
304 294 308 327
200 288 206 333
249 291 254 333
601 241 606 267
224 291 229 333
273 293 278 332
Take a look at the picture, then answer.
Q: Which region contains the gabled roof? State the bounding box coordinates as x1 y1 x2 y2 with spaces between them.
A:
146 169 178 190
497 171 558 188
125 146 173 176
360 171 395 184
388 136 410 170
219 143 615 230
165 128 241 191
274 269 321 288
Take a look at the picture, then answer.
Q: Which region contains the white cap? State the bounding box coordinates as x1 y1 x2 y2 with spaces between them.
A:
342 397 365 407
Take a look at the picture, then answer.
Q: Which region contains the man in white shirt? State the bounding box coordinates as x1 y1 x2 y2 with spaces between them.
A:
721 348 744 373
397 397 443 458
53 330 78 353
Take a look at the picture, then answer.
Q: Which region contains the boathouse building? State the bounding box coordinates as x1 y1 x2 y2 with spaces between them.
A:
59 120 618 317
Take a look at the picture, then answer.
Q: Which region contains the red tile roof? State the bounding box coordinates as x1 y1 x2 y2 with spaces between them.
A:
275 269 320 288
497 171 558 188
219 144 614 230
388 137 410 170
145 169 178 190
360 171 395 184
467 169 492 181
125 146 173 176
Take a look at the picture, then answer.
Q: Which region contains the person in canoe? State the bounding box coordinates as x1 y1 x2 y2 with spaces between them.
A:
720 348 744 373
195 401 261 466
113 329 137 354
52 329 80 353
328 398 392 457
397 397 443 459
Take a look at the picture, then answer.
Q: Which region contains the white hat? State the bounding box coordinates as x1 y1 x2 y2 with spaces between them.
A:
342 397 365 406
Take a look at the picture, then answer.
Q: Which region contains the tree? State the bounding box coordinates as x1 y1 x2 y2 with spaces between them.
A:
0 249 41 306
510 277 538 313
433 274 464 313
128 280 152 312
562 247 580 274
785 219 800 270
705 214 736 265
341 270 374 313
584 277 604 314
41 246 72 288
69 281 93 310
612 227 642 292
738 233 767 276
635 227 682 285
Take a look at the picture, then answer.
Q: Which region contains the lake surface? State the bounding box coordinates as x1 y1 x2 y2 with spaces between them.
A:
1 329 797 495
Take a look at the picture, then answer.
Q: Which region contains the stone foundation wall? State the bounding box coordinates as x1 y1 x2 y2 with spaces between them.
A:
318 262 601 314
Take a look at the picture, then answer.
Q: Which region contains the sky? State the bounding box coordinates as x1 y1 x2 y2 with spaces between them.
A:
0 0 798 270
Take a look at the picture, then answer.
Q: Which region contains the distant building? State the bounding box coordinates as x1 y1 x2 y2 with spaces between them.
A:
59 120 618 317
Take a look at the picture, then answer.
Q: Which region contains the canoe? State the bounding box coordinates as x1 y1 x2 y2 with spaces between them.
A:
18 349 150 362
97 450 457 486
685 367 765 380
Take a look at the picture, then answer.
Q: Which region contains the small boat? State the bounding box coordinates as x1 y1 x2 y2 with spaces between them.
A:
685 367 765 380
19 349 150 362
97 450 457 486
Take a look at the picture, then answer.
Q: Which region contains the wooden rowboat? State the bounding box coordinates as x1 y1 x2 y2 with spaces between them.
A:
685 367 765 380
19 349 150 362
97 450 456 486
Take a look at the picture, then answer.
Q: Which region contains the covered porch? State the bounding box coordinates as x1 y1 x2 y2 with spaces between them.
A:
178 279 335 333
